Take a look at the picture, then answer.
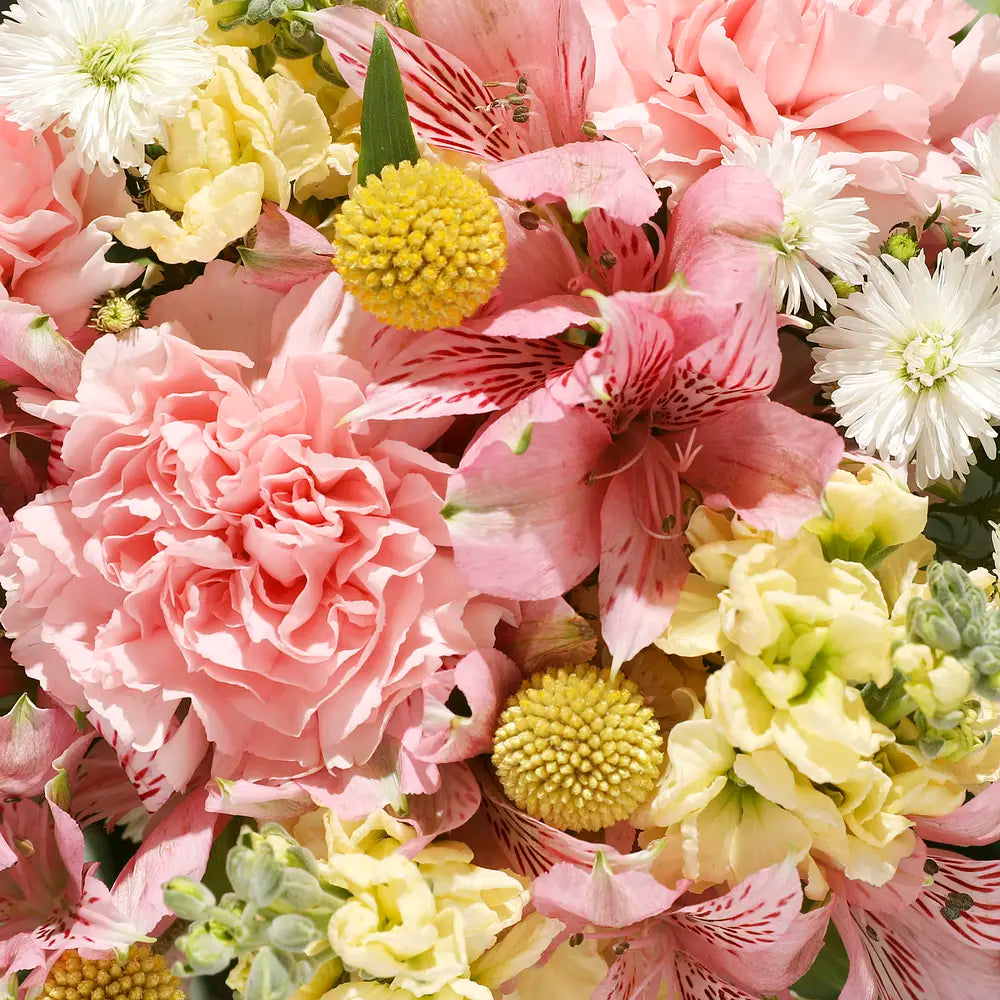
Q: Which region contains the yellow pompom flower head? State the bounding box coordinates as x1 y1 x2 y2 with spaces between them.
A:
41 945 185 1000
331 24 506 331
333 158 507 331
492 664 664 832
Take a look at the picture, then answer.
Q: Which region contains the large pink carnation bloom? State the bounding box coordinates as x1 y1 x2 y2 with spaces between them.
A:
583 0 1000 226
0 327 511 797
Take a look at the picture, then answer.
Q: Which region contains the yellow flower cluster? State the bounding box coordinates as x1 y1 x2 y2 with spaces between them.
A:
283 809 559 1000
638 464 1000 899
117 46 331 263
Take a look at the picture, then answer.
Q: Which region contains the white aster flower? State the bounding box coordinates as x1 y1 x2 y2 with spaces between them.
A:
0 0 213 174
952 121 1000 260
722 129 877 314
810 248 1000 488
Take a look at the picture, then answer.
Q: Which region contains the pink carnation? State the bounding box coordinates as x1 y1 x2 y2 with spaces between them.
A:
0 327 511 794
583 0 998 226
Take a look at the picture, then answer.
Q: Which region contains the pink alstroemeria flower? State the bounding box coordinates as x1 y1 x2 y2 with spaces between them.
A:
417 163 843 664
315 0 596 162
531 859 828 999
0 787 218 998
830 784 1000 998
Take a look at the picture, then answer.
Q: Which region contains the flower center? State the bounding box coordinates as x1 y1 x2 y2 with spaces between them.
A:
900 328 958 391
333 159 507 331
42 945 186 1000
80 32 138 89
492 664 663 832
91 292 143 334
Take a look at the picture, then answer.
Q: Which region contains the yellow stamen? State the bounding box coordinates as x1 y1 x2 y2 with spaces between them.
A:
42 945 186 1000
333 159 507 331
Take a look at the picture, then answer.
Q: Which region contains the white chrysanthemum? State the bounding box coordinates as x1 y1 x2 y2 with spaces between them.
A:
0 0 212 174
952 121 1000 260
810 249 1000 488
722 130 876 314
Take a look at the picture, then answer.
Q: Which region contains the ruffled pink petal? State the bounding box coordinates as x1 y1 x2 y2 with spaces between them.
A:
683 398 844 538
238 202 334 292
444 391 611 599
488 141 660 225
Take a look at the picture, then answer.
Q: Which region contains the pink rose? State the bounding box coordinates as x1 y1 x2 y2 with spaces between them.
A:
0 327 512 793
583 0 998 227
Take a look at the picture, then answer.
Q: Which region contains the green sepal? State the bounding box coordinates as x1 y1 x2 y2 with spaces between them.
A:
356 24 420 185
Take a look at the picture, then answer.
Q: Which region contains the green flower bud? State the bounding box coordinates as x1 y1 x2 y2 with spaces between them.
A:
180 924 236 976
829 275 861 299
164 877 217 921
227 844 282 906
272 868 323 911
245 948 293 1000
969 644 1000 678
882 230 919 262
267 914 320 951
909 599 962 652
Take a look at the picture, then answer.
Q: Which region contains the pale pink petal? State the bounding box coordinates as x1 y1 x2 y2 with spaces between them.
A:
599 437 689 666
353 326 580 422
495 596 597 673
683 398 844 538
238 202 334 292
415 648 521 763
406 0 596 149
0 695 81 797
109 787 220 938
396 762 483 855
488 142 660 225
444 393 610 599
315 6 526 161
914 781 1000 847
146 260 284 379
669 863 829 995
0 301 83 395
533 856 687 928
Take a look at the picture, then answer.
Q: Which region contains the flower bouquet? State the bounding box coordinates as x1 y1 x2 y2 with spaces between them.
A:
2 0 1000 998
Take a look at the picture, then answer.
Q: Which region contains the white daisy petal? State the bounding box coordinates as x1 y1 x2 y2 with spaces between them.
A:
952 121 1000 261
721 128 878 314
0 0 213 174
810 248 1000 488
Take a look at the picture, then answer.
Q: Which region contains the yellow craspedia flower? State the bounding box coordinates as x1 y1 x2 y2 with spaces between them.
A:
492 664 663 832
333 159 506 331
42 945 185 1000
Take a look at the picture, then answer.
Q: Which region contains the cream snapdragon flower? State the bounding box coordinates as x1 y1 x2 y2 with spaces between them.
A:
117 46 330 263
0 0 213 174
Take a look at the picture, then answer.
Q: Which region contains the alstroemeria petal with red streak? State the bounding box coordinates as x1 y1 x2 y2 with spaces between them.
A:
314 7 526 161
354 327 580 423
444 392 610 599
495 596 597 673
683 398 844 538
914 780 1000 846
406 0 596 149
488 142 660 225
668 862 829 996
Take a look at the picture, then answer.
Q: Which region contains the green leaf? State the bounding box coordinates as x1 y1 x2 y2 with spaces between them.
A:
356 24 419 185
792 922 850 1000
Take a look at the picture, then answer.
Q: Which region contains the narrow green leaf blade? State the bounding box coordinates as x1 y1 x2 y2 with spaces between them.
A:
356 24 420 184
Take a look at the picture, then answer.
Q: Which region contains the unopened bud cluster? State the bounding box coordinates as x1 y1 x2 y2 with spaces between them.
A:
167 824 346 1000
878 561 1000 758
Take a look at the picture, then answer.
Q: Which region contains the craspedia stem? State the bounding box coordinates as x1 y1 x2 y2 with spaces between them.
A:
41 944 186 1000
332 159 507 331
492 664 664 832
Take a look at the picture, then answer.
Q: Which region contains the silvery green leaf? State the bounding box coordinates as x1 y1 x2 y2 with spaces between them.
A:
246 948 294 1000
